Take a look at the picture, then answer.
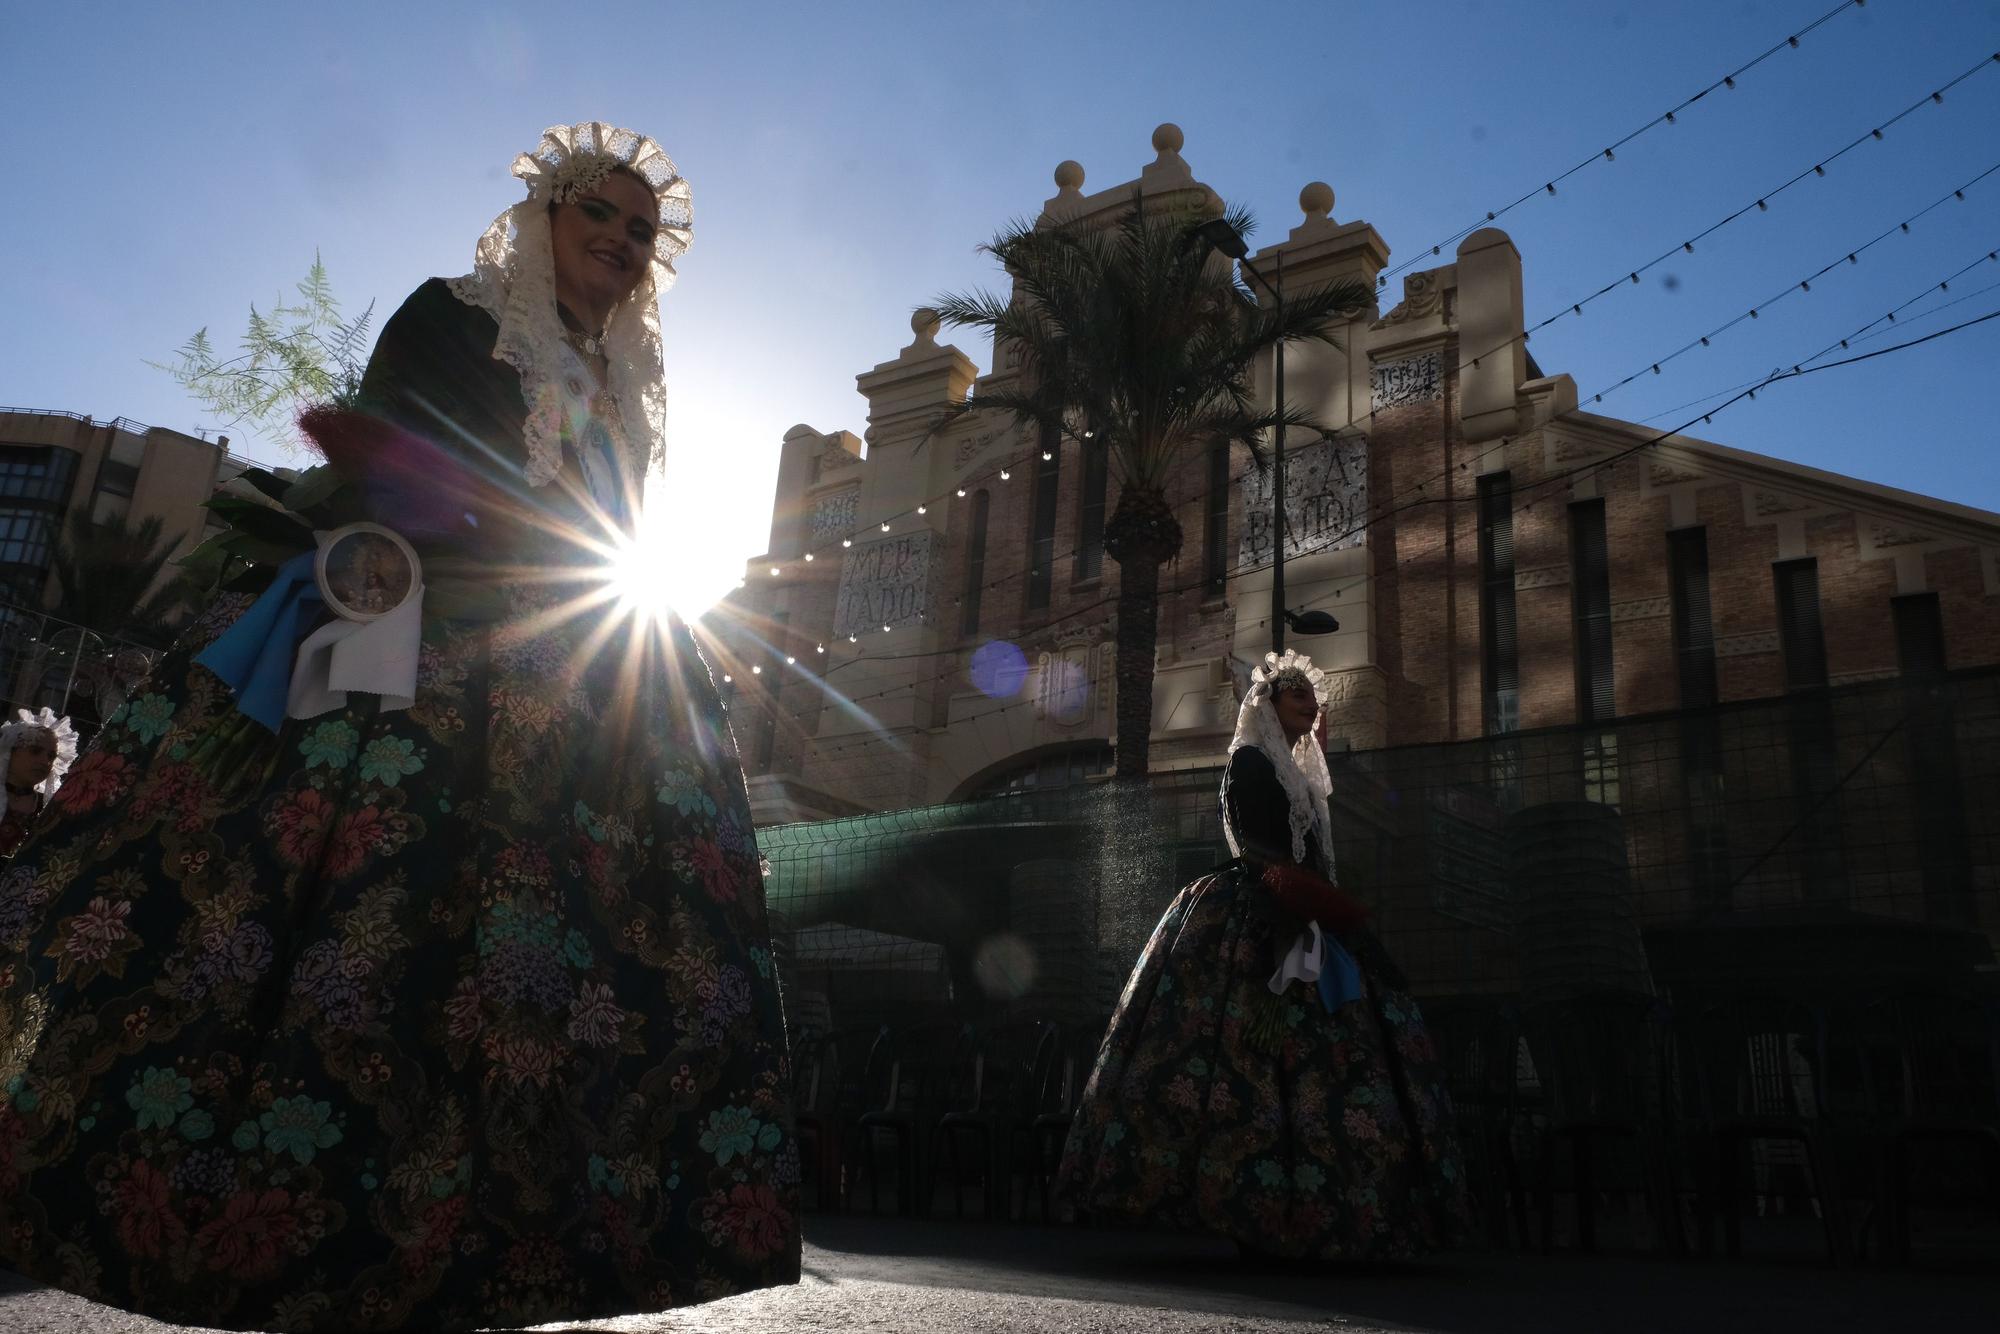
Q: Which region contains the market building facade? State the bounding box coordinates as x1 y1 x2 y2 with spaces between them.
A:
717 126 1999 1019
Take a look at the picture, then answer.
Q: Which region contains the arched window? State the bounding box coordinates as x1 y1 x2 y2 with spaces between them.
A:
1028 423 1060 610
960 490 990 636
1203 440 1231 595
1076 431 1107 583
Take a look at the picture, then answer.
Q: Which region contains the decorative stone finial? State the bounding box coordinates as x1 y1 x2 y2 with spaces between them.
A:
1198 186 1225 218
1300 181 1335 221
1152 123 1185 155
1054 160 1085 192
910 307 942 347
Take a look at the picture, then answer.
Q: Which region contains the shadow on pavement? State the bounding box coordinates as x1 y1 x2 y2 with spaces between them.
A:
800 1212 1999 1334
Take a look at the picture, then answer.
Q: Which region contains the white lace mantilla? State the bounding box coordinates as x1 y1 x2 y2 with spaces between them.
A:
446 122 692 495
1226 650 1337 873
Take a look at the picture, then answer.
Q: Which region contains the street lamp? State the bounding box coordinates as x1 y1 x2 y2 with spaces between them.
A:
1200 218 1337 652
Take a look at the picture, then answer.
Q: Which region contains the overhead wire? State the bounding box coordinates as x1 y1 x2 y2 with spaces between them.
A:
1379 0 1872 284
738 52 1998 632
727 150 2000 685
726 291 2000 763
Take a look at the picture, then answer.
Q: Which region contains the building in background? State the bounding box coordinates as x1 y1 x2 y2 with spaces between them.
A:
0 406 251 725
719 127 2000 1026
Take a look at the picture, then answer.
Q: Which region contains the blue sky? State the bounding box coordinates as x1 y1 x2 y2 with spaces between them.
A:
5 0 1997 613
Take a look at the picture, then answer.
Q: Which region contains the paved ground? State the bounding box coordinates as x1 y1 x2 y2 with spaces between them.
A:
3 1213 1994 1333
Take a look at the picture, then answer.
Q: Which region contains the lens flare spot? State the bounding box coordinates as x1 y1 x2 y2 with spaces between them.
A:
973 933 1037 1001
970 640 1029 698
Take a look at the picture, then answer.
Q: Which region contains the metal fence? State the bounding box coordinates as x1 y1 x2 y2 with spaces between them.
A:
761 667 2000 1042
0 601 163 737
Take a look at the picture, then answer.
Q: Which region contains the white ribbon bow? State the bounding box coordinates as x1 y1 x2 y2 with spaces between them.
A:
1269 922 1326 997
286 584 425 720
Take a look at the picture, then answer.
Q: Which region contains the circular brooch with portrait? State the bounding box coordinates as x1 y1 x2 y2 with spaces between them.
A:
315 523 420 623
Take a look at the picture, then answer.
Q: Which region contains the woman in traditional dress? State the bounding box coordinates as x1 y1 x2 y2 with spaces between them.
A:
0 123 799 1330
1057 650 1468 1260
0 708 76 859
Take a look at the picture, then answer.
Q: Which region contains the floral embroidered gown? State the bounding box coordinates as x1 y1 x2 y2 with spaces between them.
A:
1056 746 1469 1260
0 279 800 1330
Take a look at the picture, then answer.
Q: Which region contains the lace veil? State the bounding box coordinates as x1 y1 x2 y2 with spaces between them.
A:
1225 650 1337 872
0 708 79 800
446 122 693 492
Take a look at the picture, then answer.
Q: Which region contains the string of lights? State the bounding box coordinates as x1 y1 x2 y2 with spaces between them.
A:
726 259 2000 761
1639 274 2000 424
1455 53 2000 378
768 303 2000 764
733 156 2000 676
745 76 1996 638
1378 0 1870 284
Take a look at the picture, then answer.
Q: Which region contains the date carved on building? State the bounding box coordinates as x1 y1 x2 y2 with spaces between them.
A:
834 529 933 638
1370 352 1441 411
1239 435 1369 567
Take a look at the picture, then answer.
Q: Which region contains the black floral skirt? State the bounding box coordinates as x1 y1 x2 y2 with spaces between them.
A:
1057 867 1469 1260
0 587 800 1330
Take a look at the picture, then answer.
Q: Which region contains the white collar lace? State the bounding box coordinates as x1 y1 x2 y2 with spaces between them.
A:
0 708 78 801
1225 650 1337 872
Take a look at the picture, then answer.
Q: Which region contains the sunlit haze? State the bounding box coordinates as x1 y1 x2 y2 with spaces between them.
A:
6 1 1999 624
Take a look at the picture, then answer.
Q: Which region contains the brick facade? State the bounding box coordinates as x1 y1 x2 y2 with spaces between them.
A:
717 129 2000 827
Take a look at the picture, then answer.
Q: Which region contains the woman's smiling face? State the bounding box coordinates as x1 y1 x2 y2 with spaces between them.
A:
1273 685 1320 744
549 168 658 319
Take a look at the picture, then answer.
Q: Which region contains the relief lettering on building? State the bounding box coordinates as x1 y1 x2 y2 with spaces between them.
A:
1370 352 1441 411
834 529 933 638
1238 435 1369 568
809 486 860 545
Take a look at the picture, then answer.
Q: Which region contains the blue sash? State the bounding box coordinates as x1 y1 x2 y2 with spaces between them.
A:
193 552 325 730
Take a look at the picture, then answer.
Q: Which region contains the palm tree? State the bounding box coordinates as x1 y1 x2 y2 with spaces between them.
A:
930 194 1371 778
49 511 200 647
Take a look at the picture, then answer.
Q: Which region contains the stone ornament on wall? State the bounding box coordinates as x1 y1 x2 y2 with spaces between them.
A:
1238 435 1369 567
952 421 1026 469
1611 597 1671 622
1715 630 1780 658
1751 488 1814 518
1370 352 1441 411
834 529 933 639
1034 641 1108 728
1647 460 1705 488
1372 269 1447 329
809 486 860 545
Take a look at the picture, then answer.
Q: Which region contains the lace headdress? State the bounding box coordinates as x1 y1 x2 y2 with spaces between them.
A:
0 708 79 800
447 121 694 491
1226 650 1336 870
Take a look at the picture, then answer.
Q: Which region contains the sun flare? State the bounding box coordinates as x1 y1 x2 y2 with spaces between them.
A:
604 519 680 624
